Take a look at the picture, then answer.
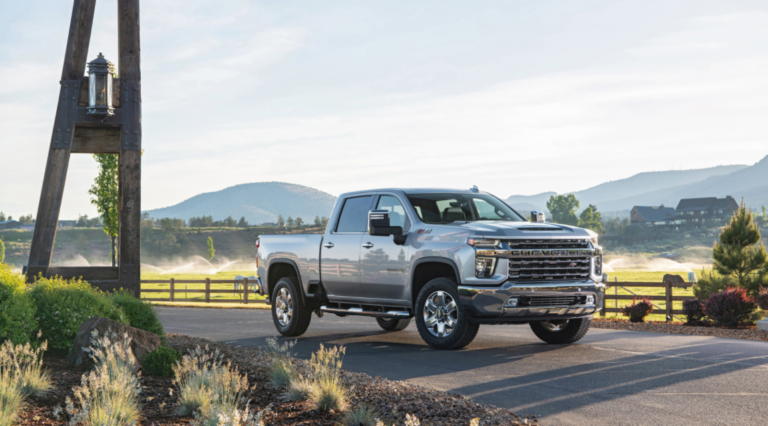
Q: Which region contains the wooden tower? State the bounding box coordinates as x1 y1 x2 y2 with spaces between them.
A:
27 0 142 296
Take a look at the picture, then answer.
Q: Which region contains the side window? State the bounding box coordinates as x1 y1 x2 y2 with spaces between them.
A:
335 196 373 233
376 195 406 228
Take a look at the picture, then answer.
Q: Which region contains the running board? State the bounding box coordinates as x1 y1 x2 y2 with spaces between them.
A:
320 305 411 318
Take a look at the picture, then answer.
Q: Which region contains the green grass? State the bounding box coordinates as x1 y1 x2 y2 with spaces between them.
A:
140 270 267 304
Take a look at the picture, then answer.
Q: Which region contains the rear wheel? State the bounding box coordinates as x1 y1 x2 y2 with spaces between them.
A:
376 317 411 331
529 318 591 344
415 278 479 349
271 277 312 337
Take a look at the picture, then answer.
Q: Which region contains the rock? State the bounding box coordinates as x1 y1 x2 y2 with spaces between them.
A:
67 316 161 370
758 319 768 332
663 274 686 287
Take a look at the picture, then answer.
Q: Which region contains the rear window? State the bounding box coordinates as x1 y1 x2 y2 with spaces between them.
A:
335 196 373 232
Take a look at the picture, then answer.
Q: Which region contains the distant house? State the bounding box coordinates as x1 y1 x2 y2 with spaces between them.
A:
0 220 22 230
630 205 676 225
673 196 739 226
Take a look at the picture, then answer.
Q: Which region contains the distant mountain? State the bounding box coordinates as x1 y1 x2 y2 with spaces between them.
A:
144 182 337 225
505 164 748 213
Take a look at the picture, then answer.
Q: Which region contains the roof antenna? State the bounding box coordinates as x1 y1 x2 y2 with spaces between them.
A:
470 185 479 193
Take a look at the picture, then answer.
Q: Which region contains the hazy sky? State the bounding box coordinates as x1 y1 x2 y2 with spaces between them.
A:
2 0 768 219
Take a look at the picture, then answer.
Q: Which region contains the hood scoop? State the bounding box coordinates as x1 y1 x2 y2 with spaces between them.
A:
517 226 568 232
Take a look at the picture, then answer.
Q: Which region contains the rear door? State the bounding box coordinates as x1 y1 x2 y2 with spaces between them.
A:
320 195 374 298
360 193 411 302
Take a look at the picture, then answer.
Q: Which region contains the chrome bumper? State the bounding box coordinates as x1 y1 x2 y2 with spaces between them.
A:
457 280 604 319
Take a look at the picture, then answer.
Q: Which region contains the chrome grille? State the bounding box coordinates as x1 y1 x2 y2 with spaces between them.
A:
508 256 591 281
506 239 590 249
525 296 579 306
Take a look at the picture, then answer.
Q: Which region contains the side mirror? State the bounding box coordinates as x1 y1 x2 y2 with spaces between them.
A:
369 210 403 236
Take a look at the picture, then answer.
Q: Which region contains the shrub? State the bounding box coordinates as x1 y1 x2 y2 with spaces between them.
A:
57 330 140 426
682 299 706 326
308 344 348 412
693 269 730 301
620 297 654 323
143 346 182 377
264 337 297 389
0 337 52 426
0 376 24 426
173 345 251 418
0 264 38 345
109 289 165 337
703 287 756 327
28 276 128 351
757 285 768 311
283 376 315 402
341 404 380 426
193 402 268 426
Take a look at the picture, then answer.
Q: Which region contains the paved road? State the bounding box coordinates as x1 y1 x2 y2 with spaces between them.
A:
159 308 768 426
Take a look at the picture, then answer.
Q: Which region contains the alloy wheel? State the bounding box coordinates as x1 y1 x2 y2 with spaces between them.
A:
275 287 293 326
423 290 458 338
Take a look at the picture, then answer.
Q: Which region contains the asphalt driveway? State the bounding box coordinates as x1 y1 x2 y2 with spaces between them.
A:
159 307 768 426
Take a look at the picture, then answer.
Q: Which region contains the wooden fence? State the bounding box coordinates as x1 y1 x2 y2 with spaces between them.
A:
140 278 266 304
601 280 695 322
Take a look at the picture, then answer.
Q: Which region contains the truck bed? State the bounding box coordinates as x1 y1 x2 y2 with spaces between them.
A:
258 234 323 291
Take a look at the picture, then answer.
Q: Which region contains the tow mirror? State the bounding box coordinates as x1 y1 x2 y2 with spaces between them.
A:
369 210 403 236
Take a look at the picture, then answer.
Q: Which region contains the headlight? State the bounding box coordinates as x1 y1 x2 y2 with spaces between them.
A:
590 236 598 247
468 238 500 248
475 257 495 278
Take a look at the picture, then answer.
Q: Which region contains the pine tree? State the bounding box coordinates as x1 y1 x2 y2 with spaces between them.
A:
314 216 321 226
277 215 285 227
0 212 5 222
238 216 249 227
712 200 768 293
206 236 215 261
578 205 603 233
286 217 294 227
295 217 304 227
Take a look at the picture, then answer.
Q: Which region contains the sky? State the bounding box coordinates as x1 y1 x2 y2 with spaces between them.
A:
1 0 768 220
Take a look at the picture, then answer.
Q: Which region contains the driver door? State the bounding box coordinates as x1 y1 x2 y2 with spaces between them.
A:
360 194 410 302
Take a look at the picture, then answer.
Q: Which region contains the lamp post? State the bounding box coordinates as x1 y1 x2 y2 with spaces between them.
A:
87 52 115 118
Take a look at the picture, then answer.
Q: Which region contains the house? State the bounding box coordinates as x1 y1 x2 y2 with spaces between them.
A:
0 220 21 230
630 205 676 225
673 196 739 226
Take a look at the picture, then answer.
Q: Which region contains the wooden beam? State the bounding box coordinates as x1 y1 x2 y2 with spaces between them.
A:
118 0 141 82
61 0 97 81
46 266 119 281
71 127 122 153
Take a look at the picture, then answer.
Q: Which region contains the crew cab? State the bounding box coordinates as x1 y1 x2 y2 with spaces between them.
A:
255 188 605 349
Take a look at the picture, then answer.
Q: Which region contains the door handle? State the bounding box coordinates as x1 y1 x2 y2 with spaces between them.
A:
362 242 374 249
323 242 334 249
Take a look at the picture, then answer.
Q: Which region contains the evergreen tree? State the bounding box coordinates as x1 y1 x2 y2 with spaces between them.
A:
286 217 294 227
712 200 768 293
88 154 119 266
546 194 580 225
206 236 215 261
238 216 249 227
277 215 285 227
0 212 5 222
578 205 603 233
295 217 304 227
314 216 321 226
321 216 329 227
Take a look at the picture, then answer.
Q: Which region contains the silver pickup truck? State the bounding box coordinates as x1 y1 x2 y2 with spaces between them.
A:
256 187 605 349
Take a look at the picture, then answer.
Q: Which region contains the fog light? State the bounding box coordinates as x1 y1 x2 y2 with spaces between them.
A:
505 297 519 308
586 295 595 305
475 257 495 278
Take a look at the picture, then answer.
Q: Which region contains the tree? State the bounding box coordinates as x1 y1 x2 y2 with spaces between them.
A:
0 212 5 222
321 216 329 228
276 215 285 227
286 217 294 227
295 217 304 227
314 216 321 226
206 236 215 261
0 239 5 263
546 194 580 226
712 200 768 293
578 205 603 233
238 216 249 227
88 154 119 266
18 214 35 224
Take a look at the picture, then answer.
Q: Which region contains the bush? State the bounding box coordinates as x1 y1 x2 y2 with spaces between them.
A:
264 337 297 389
682 299 706 325
308 344 348 412
341 404 380 426
143 346 182 377
693 269 730 301
109 289 165 337
757 285 768 311
284 376 315 402
703 287 756 327
0 264 38 345
620 297 654 323
28 276 128 351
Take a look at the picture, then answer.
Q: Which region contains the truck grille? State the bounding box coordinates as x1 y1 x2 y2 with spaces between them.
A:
508 256 591 281
523 296 579 306
507 239 590 249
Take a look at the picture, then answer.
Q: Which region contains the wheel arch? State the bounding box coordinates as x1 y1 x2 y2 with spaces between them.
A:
266 260 306 305
410 258 460 308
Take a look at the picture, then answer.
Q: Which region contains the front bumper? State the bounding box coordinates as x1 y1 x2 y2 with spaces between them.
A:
458 280 605 323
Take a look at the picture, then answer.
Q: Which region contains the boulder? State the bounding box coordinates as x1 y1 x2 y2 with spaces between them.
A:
67 316 161 370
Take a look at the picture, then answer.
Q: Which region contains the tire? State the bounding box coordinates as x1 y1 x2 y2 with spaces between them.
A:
414 278 479 350
271 277 312 337
376 317 411 331
529 318 591 344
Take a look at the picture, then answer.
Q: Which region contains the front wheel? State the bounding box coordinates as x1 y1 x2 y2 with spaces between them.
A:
529 318 591 344
415 278 479 350
376 317 411 331
271 277 312 337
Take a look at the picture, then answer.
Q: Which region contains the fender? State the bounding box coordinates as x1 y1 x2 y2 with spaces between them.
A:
409 257 461 304
265 258 308 306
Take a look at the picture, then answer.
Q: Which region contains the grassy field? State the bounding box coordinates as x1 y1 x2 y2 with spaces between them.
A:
602 270 700 321
140 270 267 304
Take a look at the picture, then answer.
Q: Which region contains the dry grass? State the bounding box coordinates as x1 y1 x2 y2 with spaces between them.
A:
0 335 52 426
341 404 380 426
263 338 297 389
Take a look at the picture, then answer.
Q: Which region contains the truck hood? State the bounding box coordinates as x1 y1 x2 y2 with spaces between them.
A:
438 221 595 239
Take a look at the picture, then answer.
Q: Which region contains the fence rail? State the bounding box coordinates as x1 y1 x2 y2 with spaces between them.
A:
140 278 266 305
601 281 695 321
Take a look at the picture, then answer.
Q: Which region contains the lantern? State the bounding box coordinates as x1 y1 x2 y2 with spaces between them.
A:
87 52 115 117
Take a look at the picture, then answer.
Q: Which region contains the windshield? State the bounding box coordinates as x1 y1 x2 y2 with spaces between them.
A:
406 193 526 224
